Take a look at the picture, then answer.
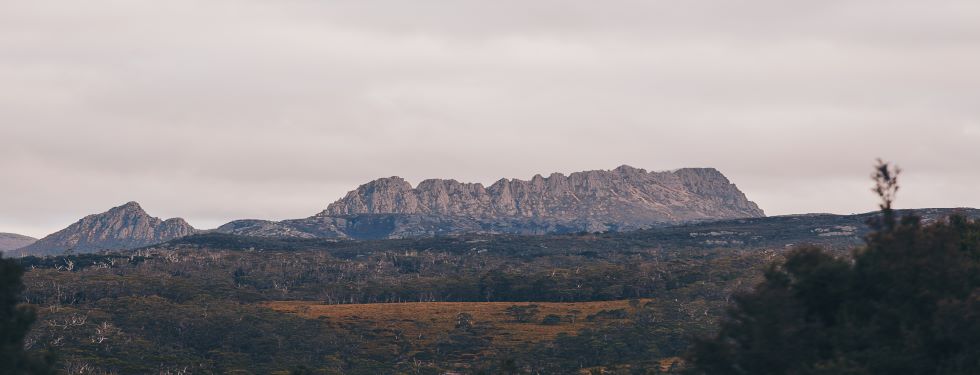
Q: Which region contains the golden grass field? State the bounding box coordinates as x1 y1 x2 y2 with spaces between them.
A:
263 299 651 349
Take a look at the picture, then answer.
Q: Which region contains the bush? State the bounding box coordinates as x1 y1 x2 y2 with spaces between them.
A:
505 305 540 323
541 314 563 325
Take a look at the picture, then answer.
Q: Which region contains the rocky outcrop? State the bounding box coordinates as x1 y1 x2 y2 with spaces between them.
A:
15 202 197 256
217 219 323 239
325 165 763 222
219 165 764 240
0 233 36 253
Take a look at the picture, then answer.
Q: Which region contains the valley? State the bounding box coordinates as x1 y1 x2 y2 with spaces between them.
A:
15 222 760 373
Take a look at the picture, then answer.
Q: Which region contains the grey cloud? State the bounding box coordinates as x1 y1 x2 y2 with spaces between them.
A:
1 0 979 237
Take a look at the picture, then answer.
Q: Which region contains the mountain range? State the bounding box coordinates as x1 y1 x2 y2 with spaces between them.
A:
10 165 763 256
218 166 763 239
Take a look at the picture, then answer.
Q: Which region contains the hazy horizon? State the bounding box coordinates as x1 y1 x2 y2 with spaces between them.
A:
3 1 979 238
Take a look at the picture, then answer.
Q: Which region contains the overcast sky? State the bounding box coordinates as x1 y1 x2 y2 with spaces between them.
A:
2 1 979 238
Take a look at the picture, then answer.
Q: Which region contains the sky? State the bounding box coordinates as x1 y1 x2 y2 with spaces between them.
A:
2 1 979 238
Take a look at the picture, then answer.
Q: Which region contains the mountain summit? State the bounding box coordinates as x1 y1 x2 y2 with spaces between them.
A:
325 165 763 222
219 166 764 239
15 202 197 256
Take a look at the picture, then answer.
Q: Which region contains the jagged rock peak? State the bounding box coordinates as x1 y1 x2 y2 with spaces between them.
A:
16 202 198 256
110 201 146 213
324 166 764 222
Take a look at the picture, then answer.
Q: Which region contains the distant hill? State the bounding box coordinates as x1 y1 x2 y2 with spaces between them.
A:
620 207 980 251
218 165 765 239
0 232 36 253
13 202 197 256
176 208 980 255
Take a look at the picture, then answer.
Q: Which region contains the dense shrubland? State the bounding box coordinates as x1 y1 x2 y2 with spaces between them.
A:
13 231 775 373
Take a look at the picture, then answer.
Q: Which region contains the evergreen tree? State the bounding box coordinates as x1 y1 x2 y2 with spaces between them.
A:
686 161 980 374
1 254 54 375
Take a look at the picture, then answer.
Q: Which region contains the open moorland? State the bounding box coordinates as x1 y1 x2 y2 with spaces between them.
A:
264 299 654 348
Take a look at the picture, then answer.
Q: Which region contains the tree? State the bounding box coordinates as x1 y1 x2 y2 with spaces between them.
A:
686 161 980 375
1 254 55 375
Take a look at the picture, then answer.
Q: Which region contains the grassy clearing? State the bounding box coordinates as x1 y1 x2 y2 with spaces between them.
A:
263 299 651 349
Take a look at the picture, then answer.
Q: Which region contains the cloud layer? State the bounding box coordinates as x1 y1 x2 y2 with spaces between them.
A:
2 0 979 237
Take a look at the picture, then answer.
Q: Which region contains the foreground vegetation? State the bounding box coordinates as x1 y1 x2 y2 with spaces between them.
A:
265 299 689 372
686 163 980 374
7 163 980 374
13 229 774 373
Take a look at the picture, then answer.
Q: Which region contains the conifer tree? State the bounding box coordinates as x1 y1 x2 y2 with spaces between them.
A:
686 161 980 375
1 254 54 375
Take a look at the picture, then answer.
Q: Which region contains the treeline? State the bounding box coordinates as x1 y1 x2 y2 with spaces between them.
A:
19 244 765 306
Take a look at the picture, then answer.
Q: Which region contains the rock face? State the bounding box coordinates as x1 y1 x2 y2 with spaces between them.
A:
326 165 763 222
219 166 764 240
0 233 36 253
16 202 197 256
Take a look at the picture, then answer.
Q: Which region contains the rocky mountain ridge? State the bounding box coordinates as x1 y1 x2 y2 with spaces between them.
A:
219 166 764 239
14 202 197 256
326 166 763 221
12 166 766 255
